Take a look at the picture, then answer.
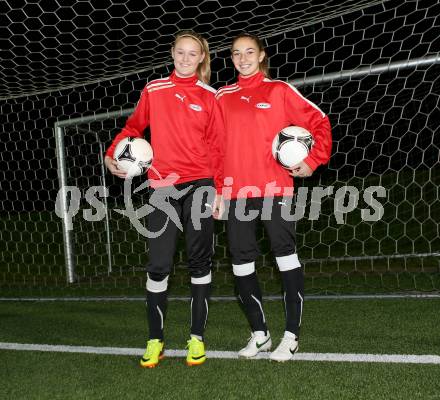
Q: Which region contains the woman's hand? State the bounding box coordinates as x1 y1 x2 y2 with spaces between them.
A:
212 194 225 220
289 161 313 178
104 156 127 179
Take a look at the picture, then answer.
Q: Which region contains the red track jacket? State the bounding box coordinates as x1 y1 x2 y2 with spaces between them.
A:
106 71 224 191
216 71 332 199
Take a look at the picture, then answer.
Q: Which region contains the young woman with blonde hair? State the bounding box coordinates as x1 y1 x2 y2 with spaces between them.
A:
105 30 224 367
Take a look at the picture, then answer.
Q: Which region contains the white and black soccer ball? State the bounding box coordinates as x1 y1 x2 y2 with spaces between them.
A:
272 126 314 169
114 137 153 178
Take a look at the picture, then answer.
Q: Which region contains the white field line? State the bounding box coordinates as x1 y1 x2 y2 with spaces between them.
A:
1 294 440 302
1 342 440 365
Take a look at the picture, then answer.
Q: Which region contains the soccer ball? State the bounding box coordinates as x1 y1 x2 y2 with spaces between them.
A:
114 137 153 178
272 126 314 169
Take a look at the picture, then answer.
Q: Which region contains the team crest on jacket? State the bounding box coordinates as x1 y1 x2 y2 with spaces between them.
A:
189 104 202 112
256 102 271 109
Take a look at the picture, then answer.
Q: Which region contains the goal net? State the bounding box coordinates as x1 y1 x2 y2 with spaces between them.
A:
1 0 439 297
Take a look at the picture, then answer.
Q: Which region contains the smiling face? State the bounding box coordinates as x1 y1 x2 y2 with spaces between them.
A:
171 36 205 79
231 36 265 78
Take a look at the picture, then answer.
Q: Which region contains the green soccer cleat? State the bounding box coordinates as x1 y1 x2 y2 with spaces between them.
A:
186 337 206 366
140 339 164 368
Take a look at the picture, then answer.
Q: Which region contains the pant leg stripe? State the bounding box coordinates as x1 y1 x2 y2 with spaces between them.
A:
251 294 266 324
204 299 209 329
157 305 164 330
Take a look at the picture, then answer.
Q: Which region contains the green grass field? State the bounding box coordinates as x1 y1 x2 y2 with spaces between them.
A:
1 298 440 399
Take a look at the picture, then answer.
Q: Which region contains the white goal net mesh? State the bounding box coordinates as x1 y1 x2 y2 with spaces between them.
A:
0 0 439 296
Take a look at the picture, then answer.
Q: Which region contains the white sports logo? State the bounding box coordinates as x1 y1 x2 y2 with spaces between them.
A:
189 104 202 112
175 93 186 102
256 102 271 109
240 95 252 103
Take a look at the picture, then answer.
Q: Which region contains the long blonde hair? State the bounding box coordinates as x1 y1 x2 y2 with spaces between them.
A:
231 33 270 78
173 30 211 84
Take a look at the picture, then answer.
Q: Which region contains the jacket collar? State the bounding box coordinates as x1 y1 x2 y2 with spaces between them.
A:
237 71 265 88
170 70 199 86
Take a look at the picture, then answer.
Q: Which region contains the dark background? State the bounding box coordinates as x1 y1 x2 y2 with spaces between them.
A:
0 1 439 294
0 0 438 213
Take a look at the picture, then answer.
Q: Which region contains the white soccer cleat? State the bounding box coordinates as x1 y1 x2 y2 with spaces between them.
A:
238 331 272 358
269 332 299 362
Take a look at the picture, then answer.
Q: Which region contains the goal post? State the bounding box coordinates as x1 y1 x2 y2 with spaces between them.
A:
54 54 440 293
54 110 134 283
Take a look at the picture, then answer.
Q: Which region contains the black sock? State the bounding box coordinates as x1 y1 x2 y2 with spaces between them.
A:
235 272 267 333
281 268 304 336
190 282 211 338
146 289 167 340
